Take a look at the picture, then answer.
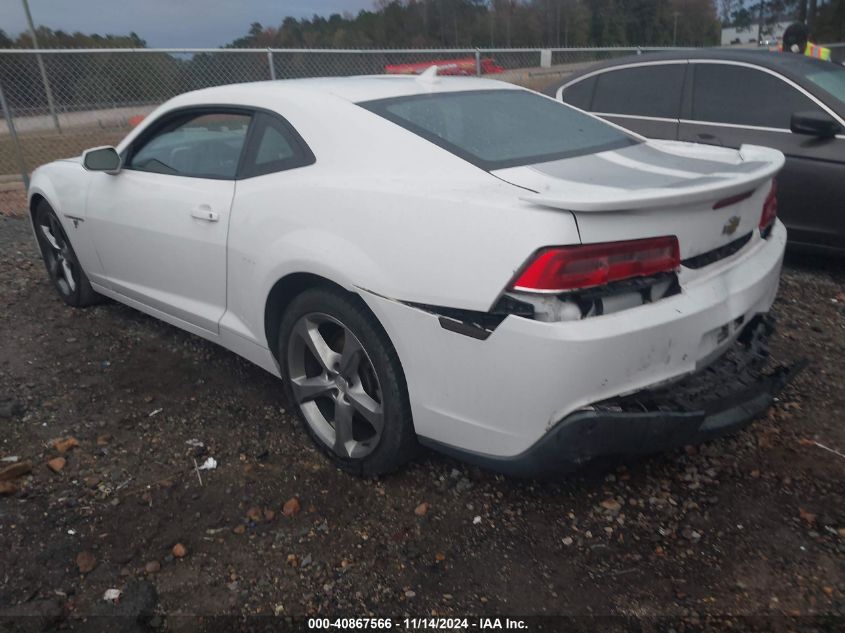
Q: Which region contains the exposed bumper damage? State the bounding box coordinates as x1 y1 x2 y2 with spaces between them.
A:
421 317 803 479
361 220 787 466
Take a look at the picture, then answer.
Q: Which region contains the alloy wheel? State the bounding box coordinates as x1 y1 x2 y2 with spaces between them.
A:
37 213 77 296
286 312 385 459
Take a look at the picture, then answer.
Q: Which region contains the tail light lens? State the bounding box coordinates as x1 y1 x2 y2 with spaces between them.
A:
713 190 754 210
759 181 777 234
510 236 680 293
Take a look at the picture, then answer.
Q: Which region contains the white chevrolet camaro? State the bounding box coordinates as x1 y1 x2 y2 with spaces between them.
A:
28 73 793 477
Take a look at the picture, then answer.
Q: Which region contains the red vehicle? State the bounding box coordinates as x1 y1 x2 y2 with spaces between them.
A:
385 57 504 76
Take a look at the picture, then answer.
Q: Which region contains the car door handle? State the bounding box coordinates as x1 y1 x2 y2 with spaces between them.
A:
190 206 219 222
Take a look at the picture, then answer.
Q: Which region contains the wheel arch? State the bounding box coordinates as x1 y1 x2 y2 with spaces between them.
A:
29 192 47 219
263 272 349 361
27 187 56 230
26 187 79 255
261 272 407 383
26 167 73 237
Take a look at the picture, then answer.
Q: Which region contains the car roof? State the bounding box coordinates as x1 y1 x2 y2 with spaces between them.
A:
549 48 844 117
117 74 531 175
557 48 831 83
174 74 516 107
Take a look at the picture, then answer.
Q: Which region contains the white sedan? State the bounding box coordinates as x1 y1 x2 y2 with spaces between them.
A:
28 73 792 477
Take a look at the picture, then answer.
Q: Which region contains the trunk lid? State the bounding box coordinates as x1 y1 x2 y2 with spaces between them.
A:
493 141 784 259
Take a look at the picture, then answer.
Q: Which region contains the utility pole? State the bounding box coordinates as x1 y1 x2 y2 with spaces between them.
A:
756 0 765 46
21 0 60 132
556 0 561 47
489 2 494 47
438 0 446 45
0 78 30 189
673 11 679 46
505 0 512 48
797 0 808 23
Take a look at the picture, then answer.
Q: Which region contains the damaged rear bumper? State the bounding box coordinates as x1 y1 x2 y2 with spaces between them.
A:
422 318 803 479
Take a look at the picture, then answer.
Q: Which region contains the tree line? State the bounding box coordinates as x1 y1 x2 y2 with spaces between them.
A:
225 0 842 49
0 0 841 117
0 1 723 51
231 0 721 49
0 29 147 49
725 0 844 41
0 1 842 52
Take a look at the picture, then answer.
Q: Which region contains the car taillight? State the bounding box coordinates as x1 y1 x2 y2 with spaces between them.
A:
713 190 753 210
510 236 680 293
759 181 777 234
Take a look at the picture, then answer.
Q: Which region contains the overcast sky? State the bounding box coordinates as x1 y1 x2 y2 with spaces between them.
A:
1 1 375 48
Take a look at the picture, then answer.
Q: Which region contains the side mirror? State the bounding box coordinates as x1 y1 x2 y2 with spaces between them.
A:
82 146 121 174
790 111 842 138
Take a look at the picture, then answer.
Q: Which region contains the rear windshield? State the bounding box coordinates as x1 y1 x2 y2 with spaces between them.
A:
360 89 637 170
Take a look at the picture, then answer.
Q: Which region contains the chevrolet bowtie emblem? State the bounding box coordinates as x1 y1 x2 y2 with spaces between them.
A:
722 216 740 236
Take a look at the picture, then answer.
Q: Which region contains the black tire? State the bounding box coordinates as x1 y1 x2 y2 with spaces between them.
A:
33 199 102 307
278 286 418 476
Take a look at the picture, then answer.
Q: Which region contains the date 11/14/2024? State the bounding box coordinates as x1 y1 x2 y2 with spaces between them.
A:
307 618 528 630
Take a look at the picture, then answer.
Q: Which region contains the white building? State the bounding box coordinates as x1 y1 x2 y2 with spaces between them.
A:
721 21 791 46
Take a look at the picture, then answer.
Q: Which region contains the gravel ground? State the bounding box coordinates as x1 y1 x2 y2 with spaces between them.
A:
0 188 27 218
0 213 843 630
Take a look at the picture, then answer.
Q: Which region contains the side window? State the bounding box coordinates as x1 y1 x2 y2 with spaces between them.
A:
592 64 686 119
240 112 315 178
691 63 822 128
128 111 251 179
561 76 596 110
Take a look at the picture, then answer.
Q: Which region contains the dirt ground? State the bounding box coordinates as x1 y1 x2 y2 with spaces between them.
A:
0 188 27 218
0 210 843 631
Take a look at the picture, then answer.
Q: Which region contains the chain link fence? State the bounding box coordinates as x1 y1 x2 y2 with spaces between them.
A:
0 46 681 184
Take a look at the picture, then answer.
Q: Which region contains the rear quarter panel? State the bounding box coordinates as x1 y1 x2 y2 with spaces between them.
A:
225 168 581 347
215 87 586 347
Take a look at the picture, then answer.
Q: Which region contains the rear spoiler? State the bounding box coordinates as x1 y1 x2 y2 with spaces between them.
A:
519 144 785 212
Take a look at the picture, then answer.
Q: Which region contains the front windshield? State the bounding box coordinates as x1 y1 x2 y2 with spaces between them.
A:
361 89 638 170
805 65 845 105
